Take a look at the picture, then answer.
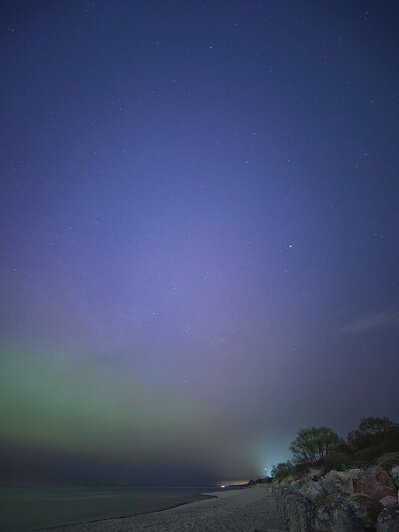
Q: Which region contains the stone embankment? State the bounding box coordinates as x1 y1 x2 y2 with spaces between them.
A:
273 460 399 531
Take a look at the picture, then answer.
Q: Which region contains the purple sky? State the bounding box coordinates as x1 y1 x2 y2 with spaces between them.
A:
1 0 399 485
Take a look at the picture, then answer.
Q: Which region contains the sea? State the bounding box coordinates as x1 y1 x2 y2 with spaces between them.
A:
0 486 221 531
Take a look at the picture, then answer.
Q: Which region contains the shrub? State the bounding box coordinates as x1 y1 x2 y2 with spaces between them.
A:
347 416 399 452
321 451 353 472
290 426 344 464
375 451 399 470
271 461 295 481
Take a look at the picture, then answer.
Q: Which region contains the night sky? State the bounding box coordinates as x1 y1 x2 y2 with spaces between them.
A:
1 1 399 486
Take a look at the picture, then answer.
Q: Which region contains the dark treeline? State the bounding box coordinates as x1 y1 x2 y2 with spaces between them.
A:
272 417 399 480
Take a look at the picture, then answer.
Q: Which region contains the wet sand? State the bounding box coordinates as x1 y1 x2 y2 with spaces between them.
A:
46 485 287 532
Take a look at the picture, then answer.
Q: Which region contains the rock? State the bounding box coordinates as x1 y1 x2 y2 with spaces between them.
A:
322 470 355 495
284 492 313 532
380 495 399 507
311 474 322 481
353 466 396 500
273 485 288 514
298 480 327 504
348 493 382 529
313 494 363 531
346 468 364 480
274 465 399 532
390 466 399 489
376 506 399 532
308 467 324 481
279 475 296 486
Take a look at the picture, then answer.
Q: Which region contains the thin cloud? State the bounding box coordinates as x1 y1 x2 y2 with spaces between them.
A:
342 310 399 334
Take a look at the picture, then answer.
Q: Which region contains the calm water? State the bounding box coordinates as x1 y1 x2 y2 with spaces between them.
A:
0 486 217 531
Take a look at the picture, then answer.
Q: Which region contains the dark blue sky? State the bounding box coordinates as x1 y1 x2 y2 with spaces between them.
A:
1 0 399 485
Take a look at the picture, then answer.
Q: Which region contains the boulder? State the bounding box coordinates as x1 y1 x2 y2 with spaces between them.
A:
348 493 382 530
390 466 399 489
312 494 363 531
322 470 355 495
379 495 399 508
274 485 289 514
346 468 364 480
353 466 396 500
284 492 313 532
279 475 296 486
308 467 324 481
298 480 327 504
376 506 399 532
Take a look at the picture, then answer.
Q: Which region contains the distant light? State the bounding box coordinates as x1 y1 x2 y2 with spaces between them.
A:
220 484 225 488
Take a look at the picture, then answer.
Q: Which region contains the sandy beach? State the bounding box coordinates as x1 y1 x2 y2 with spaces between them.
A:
46 485 287 532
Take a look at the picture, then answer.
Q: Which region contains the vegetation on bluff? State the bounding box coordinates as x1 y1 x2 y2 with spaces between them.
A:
272 416 399 481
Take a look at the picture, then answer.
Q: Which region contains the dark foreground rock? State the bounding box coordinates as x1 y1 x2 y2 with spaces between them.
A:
297 480 326 504
390 466 399 490
284 492 313 531
353 466 396 500
348 493 382 530
377 506 399 532
312 494 363 531
274 457 399 532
